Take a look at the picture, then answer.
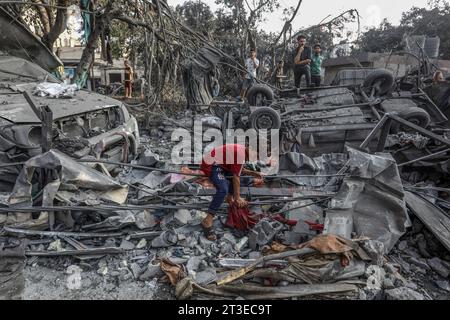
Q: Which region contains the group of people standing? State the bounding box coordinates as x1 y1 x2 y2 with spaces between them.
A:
238 35 324 100
293 35 324 88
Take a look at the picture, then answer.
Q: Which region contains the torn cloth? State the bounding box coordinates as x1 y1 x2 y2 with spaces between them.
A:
225 203 258 231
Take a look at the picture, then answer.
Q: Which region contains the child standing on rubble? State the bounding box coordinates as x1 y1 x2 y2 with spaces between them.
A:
200 144 263 240
311 44 324 87
238 49 260 101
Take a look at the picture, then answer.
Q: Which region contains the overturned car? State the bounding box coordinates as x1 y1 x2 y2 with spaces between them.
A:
209 67 449 160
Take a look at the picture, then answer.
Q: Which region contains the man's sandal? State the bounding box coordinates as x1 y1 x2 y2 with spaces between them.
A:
202 224 217 241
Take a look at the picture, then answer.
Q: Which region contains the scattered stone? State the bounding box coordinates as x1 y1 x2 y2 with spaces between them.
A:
139 263 163 281
362 288 383 300
385 287 425 300
220 241 234 255
235 236 249 252
404 248 421 259
365 265 385 290
119 271 132 282
174 209 192 225
411 218 424 234
397 240 408 251
384 263 398 275
416 234 432 258
408 257 431 271
135 210 158 229
97 265 108 276
435 280 450 292
151 230 178 248
411 265 427 275
427 257 449 278
360 240 385 266
405 282 418 290
129 263 143 279
194 244 206 255
248 219 283 250
248 251 262 260
119 260 128 268
383 278 395 289
120 239 135 250
138 148 160 166
136 238 147 249
48 239 64 252
195 268 216 285
186 256 203 275
222 232 237 245
441 260 450 269
396 256 411 273
104 238 117 247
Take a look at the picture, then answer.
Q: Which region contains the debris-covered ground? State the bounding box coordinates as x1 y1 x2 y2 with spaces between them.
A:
0 2 449 301
1 106 449 301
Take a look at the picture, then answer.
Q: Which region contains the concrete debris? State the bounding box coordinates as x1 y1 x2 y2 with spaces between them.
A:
136 239 147 249
384 287 426 300
248 219 283 250
427 257 449 278
47 240 65 252
151 230 178 248
119 239 135 251
435 280 450 292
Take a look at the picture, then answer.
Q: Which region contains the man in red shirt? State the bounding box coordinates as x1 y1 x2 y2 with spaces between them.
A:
200 144 262 240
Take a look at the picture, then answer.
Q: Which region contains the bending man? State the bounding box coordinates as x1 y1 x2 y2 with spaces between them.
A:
200 144 262 240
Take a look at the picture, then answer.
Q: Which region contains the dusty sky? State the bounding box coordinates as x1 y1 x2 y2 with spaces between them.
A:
167 0 439 32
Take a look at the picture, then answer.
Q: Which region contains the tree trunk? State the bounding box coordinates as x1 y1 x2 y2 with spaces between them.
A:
42 0 69 51
74 1 115 87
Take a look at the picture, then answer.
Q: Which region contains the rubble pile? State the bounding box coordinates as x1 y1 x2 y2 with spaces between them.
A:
0 115 449 300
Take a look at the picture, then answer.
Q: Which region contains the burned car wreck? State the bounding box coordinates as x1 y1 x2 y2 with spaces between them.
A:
210 66 449 157
0 56 140 191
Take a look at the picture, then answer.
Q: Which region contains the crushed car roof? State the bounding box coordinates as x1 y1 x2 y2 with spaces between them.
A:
0 82 125 123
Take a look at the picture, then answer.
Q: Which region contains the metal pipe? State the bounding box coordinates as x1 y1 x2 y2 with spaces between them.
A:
398 148 450 167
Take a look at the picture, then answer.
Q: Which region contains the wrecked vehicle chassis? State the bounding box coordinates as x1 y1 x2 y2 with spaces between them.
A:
209 69 448 156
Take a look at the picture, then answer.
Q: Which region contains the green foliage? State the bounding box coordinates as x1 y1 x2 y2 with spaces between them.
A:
355 0 450 59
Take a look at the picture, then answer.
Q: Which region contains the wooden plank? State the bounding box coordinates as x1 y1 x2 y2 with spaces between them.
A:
404 191 450 251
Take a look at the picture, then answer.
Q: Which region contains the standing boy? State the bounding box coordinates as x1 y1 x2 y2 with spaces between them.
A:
311 44 324 87
239 49 260 101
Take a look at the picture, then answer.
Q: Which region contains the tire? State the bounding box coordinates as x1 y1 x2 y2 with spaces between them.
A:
391 107 431 133
246 84 274 106
249 107 281 131
363 69 394 96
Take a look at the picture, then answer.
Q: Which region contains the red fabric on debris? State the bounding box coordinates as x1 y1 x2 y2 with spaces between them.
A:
304 220 324 232
271 214 297 226
226 203 258 231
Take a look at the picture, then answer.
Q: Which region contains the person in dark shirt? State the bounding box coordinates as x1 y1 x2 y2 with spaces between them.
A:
293 35 312 88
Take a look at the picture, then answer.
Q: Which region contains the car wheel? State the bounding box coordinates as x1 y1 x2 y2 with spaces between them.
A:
249 107 281 130
391 107 431 133
363 69 394 97
246 84 274 106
